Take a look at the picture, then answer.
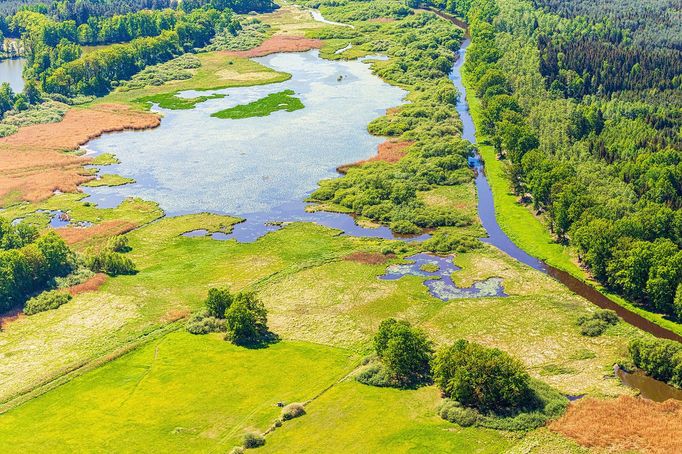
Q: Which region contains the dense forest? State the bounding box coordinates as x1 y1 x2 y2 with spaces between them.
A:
420 0 682 320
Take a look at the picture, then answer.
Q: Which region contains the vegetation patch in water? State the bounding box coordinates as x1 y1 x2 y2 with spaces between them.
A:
81 174 135 188
135 92 227 110
210 89 304 119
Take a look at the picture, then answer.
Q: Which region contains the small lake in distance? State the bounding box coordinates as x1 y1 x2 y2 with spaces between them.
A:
0 58 26 92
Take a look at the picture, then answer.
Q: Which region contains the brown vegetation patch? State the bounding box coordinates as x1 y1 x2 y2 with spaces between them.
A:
369 17 396 23
338 140 412 173
0 104 159 204
0 307 26 331
57 220 138 246
161 308 191 323
67 273 108 296
344 252 394 265
549 396 682 454
222 35 323 58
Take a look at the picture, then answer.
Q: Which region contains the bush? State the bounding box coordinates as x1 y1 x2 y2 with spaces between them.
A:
433 339 531 413
372 318 433 387
86 251 137 276
629 337 682 386
107 235 130 253
577 309 619 336
185 310 226 334
24 290 72 315
355 363 401 388
423 232 481 253
389 220 421 235
281 403 305 421
224 292 269 345
438 400 480 427
205 287 233 318
242 432 265 449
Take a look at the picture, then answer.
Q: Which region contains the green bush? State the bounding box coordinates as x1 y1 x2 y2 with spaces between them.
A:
577 309 619 336
389 220 421 235
224 292 269 346
24 290 72 315
52 266 95 288
629 337 682 386
355 363 400 388
433 339 531 413
242 431 265 449
186 310 226 334
423 232 481 253
371 318 433 387
438 401 480 427
281 403 306 421
86 251 137 276
205 287 233 318
107 235 130 253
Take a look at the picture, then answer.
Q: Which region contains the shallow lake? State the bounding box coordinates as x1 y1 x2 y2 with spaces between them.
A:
84 50 406 224
0 58 26 92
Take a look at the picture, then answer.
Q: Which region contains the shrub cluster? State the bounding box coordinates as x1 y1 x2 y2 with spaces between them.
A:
24 290 73 315
205 19 269 51
281 403 306 421
629 337 682 387
117 54 201 91
423 231 481 253
85 235 136 276
576 309 619 336
185 310 226 334
242 432 265 449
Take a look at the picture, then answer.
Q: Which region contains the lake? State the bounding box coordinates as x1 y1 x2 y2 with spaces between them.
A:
0 58 26 92
84 50 406 223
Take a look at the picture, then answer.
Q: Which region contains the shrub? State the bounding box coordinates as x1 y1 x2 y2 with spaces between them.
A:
107 235 130 253
243 432 265 449
433 339 531 413
438 400 480 427
355 363 400 388
629 337 682 386
205 287 233 318
423 232 481 253
372 318 433 386
52 266 95 288
224 292 269 345
186 310 226 334
24 290 72 315
86 251 137 276
577 309 619 336
281 403 305 421
389 220 421 235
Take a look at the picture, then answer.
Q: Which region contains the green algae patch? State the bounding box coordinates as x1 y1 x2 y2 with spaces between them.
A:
211 89 304 119
82 174 135 187
134 92 226 110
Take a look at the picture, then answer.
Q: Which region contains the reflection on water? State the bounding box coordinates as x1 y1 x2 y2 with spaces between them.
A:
0 58 26 92
379 253 507 301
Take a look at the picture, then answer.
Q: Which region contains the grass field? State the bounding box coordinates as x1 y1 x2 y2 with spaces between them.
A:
0 332 357 452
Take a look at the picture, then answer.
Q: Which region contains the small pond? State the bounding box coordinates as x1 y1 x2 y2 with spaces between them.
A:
379 253 507 301
0 57 26 92
83 50 416 241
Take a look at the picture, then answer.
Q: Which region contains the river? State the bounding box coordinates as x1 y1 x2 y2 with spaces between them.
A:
0 57 26 92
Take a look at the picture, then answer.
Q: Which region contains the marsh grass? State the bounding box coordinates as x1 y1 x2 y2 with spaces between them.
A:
211 89 304 119
135 92 227 110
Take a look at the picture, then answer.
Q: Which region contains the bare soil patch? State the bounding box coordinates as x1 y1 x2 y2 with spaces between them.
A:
549 396 682 454
0 104 159 204
338 140 412 173
344 252 394 265
67 273 108 296
222 36 323 58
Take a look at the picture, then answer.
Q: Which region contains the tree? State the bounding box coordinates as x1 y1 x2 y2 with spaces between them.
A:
23 80 42 105
205 286 232 318
224 292 268 345
374 318 433 385
433 340 531 413
675 284 682 321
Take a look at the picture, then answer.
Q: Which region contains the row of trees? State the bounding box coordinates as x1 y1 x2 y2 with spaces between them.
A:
0 80 42 117
0 219 74 312
461 0 682 320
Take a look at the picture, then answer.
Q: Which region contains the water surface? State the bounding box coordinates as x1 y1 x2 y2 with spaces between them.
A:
84 51 410 239
0 58 25 92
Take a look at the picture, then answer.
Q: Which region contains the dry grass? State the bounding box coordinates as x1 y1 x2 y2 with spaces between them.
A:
549 396 682 454
160 308 190 323
343 251 394 265
0 104 159 204
222 36 323 58
57 220 138 247
337 140 412 173
67 274 108 296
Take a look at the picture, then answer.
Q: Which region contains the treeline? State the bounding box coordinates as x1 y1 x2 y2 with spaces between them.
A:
459 0 682 319
12 5 241 96
0 219 73 312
